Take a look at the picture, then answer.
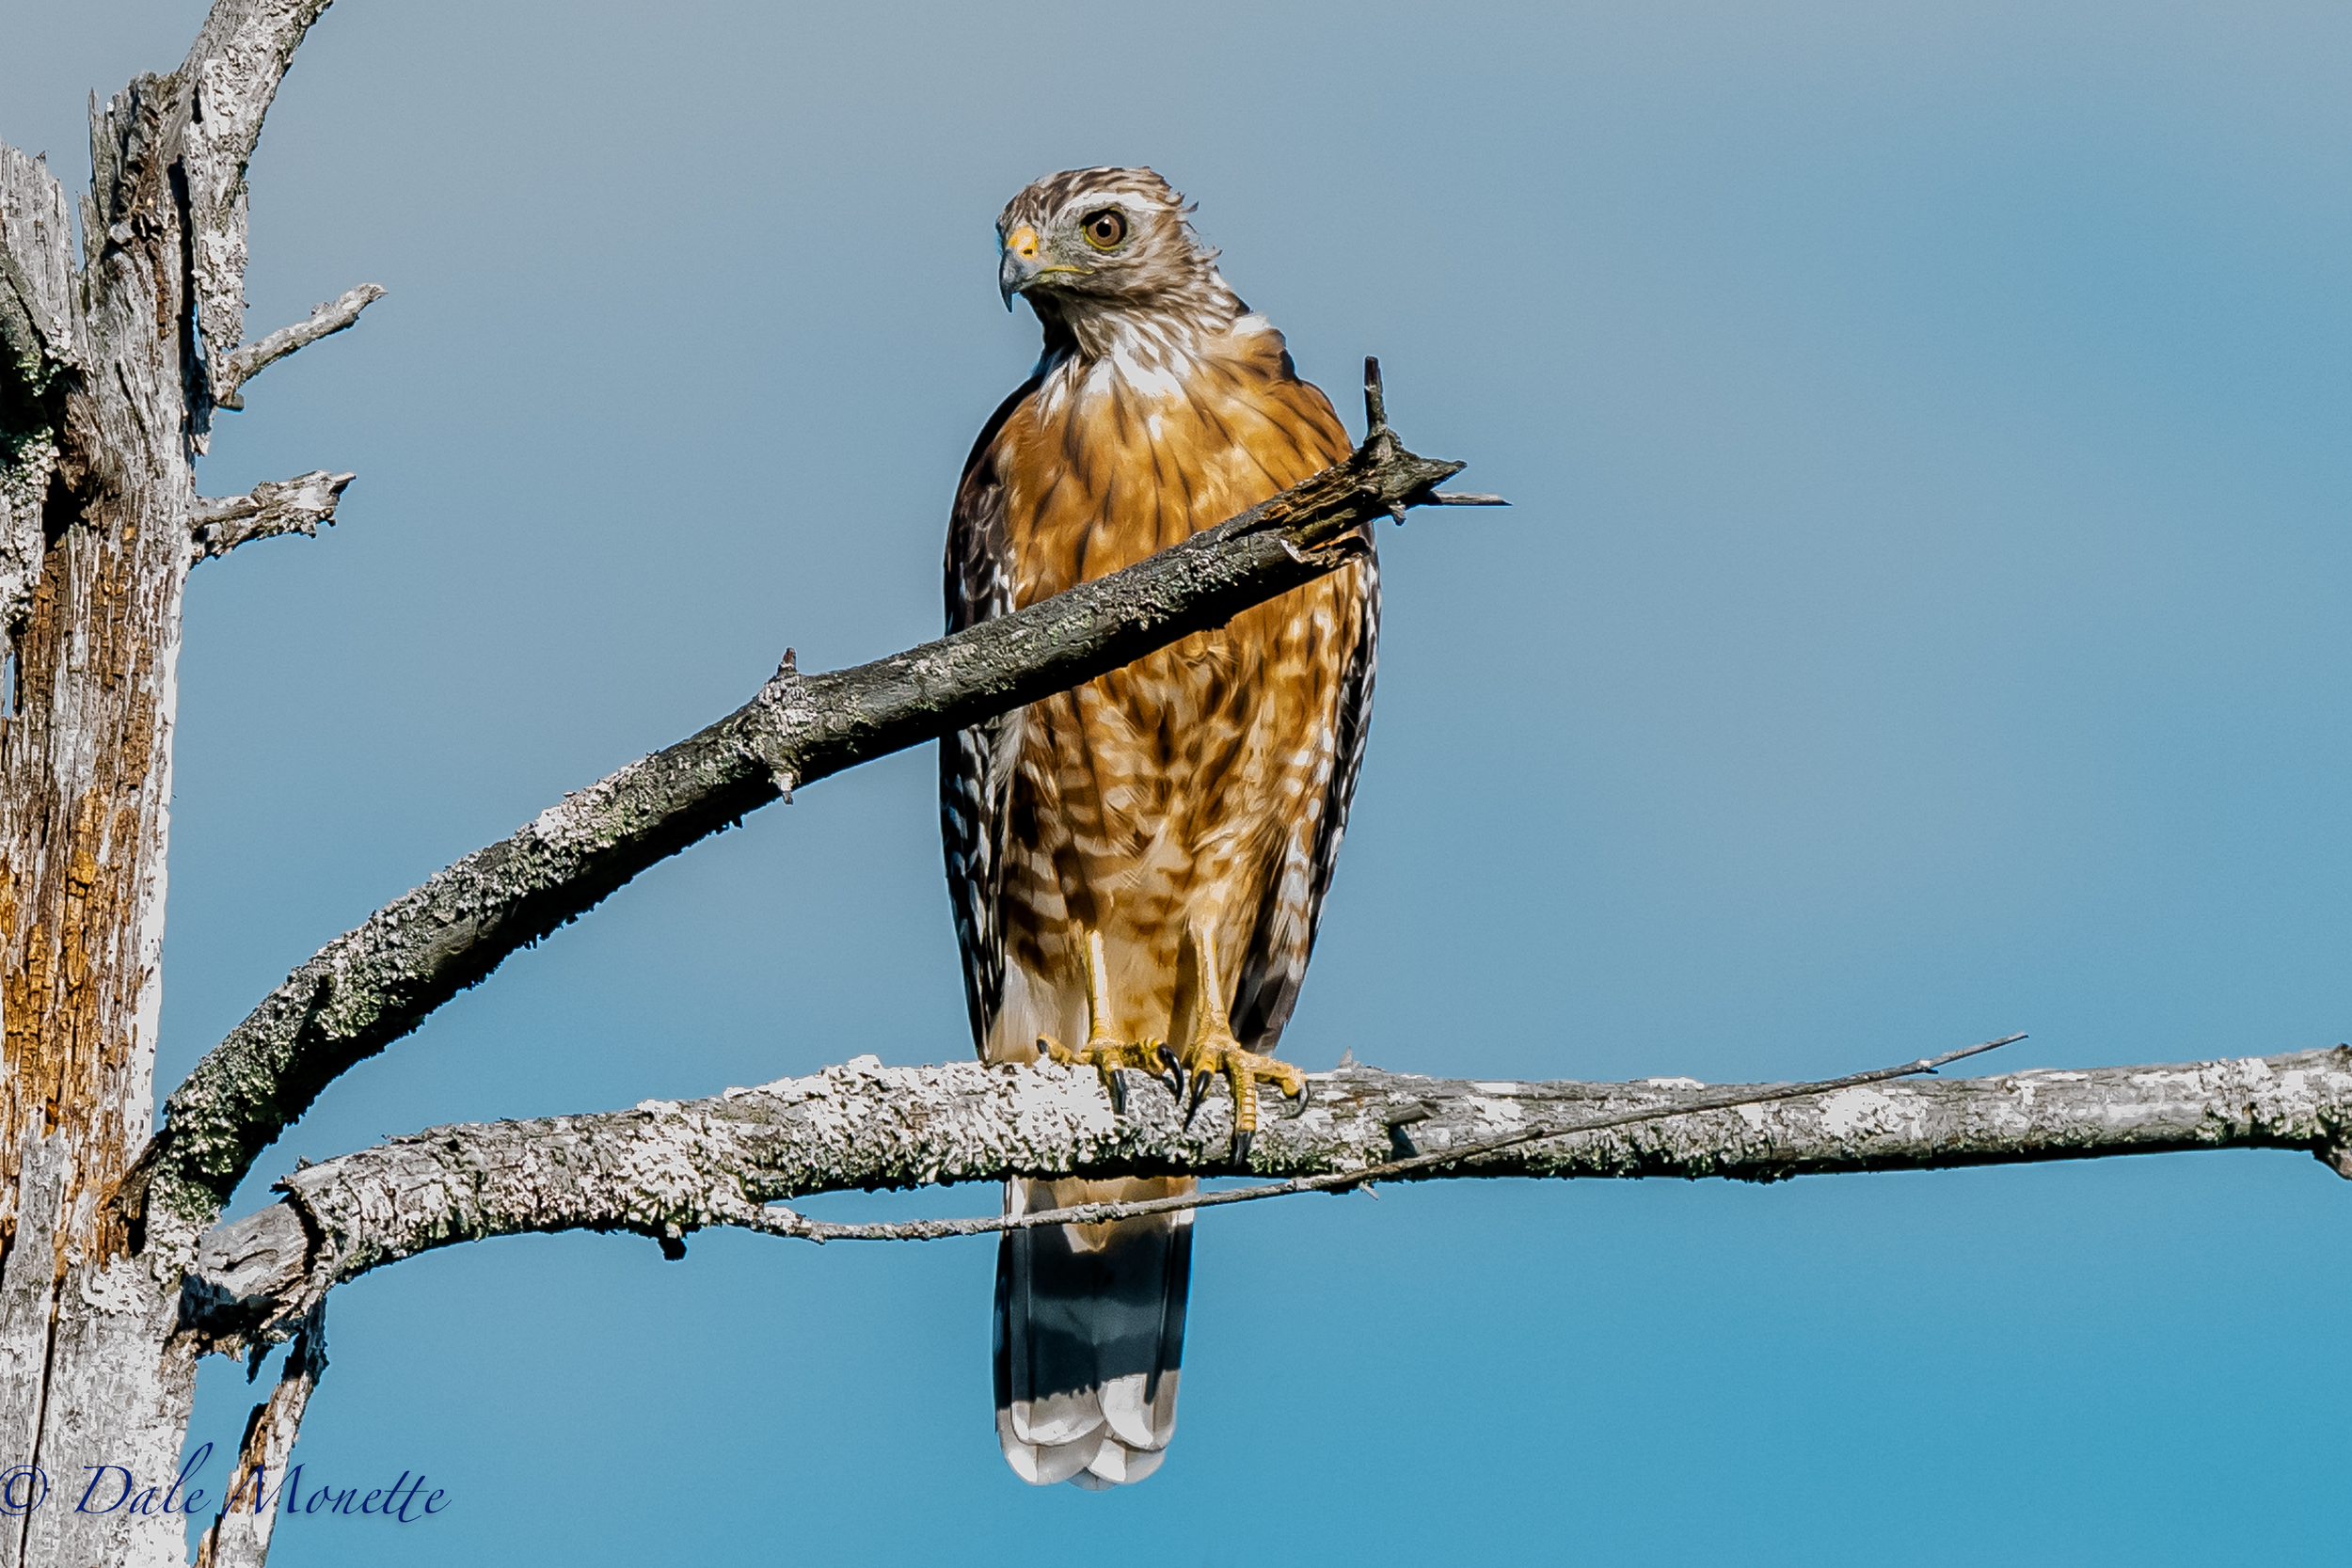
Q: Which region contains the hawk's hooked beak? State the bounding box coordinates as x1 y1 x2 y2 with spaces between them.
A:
999 225 1043 309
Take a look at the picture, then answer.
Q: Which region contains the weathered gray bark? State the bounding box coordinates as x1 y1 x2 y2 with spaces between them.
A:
191 1306 321 1568
179 1046 2352 1360
189 469 353 562
211 285 378 411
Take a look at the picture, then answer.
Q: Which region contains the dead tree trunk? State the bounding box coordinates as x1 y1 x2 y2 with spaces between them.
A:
0 5 371 1561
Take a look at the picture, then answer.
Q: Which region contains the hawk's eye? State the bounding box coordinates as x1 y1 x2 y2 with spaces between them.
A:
1080 209 1128 250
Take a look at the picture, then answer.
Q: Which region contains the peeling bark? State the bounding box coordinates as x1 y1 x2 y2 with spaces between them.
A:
0 71 204 1568
0 3 339 1561
0 148 76 655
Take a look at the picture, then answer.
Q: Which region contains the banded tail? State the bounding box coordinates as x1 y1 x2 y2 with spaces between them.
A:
993 1175 1193 1487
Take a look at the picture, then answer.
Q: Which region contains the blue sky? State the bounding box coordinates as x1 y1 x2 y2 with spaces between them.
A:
13 2 2352 1561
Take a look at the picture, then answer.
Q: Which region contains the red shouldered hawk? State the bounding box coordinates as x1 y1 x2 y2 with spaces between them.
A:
942 168 1376 1488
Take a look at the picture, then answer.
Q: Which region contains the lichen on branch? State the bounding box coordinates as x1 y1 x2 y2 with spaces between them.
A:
181 1045 2352 1358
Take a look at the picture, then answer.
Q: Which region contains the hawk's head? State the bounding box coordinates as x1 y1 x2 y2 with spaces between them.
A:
995 167 1231 338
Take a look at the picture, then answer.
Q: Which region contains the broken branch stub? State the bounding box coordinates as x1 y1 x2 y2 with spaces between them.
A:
191 469 354 561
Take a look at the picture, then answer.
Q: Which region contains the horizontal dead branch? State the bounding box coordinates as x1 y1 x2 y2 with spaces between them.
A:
191 468 354 561
215 283 383 409
180 1044 2352 1358
144 372 1496 1239
756 1035 2021 1240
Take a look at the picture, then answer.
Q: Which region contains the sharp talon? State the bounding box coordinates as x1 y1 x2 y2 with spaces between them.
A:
1233 1127 1255 1163
1106 1069 1127 1117
1158 1043 1186 1102
1184 1069 1213 1127
1283 1080 1310 1118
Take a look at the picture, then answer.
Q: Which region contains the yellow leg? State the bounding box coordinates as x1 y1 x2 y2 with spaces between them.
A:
1037 929 1169 1115
1171 918 1307 1160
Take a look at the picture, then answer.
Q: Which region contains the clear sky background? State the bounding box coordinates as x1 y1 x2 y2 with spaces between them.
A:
11 1 2352 1562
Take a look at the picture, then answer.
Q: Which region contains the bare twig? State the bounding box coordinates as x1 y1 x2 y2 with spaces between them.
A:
215 284 383 408
757 1035 2026 1242
190 469 354 561
1360 357 1505 513
146 399 1502 1238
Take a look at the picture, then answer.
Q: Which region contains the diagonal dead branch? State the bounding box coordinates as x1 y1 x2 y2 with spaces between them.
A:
144 382 1501 1238
193 1303 324 1568
190 469 354 562
181 1042 2352 1356
215 283 382 409
177 0 340 367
